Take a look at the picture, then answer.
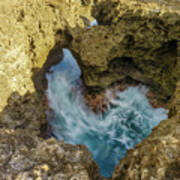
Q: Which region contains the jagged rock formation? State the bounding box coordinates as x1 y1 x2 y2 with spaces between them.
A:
0 129 100 180
0 0 93 112
112 82 180 180
0 0 180 179
0 1 100 179
71 0 180 100
0 92 46 136
0 0 94 135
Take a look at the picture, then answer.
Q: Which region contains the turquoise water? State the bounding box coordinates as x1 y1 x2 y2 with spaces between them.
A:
46 49 168 177
90 19 98 27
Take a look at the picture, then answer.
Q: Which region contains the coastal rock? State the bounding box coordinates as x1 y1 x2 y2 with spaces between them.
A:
71 0 180 99
112 81 180 180
0 0 180 179
0 0 94 135
0 1 101 179
0 0 93 112
0 92 47 136
0 129 100 179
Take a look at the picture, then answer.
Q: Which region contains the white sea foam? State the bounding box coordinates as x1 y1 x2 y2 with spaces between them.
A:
46 48 168 177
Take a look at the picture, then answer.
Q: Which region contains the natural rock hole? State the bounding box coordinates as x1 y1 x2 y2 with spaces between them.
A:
46 48 168 178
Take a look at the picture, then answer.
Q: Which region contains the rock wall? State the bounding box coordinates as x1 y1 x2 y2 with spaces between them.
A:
0 0 93 112
0 0 180 179
112 81 180 180
0 129 100 180
0 0 94 134
0 1 101 179
71 0 180 100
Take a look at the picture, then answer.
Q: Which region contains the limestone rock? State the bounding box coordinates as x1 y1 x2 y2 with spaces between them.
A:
0 92 47 136
112 81 180 180
0 129 100 180
71 0 180 99
93 0 180 25
0 0 180 179
0 0 93 112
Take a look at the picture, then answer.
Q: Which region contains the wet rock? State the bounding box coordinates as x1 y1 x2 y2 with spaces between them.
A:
83 78 167 114
0 0 93 112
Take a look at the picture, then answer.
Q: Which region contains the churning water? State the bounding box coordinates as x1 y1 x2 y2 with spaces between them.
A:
46 49 168 177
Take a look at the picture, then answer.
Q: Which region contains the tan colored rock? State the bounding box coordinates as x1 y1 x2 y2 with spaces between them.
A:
93 0 180 25
0 129 100 179
71 0 180 99
0 0 180 179
0 0 93 112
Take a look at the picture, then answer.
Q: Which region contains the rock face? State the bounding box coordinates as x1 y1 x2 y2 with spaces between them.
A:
0 0 94 138
71 0 180 99
0 92 46 136
0 0 180 179
0 0 93 112
112 82 180 180
0 129 100 180
0 1 101 179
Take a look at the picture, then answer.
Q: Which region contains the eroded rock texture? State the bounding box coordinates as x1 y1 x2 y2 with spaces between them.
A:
0 1 100 179
112 82 180 180
0 0 94 135
0 129 100 180
0 0 93 111
0 0 180 179
71 0 180 99
0 92 46 136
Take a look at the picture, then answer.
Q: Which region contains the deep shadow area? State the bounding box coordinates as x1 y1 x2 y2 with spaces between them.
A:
0 23 85 140
32 45 63 94
0 91 47 137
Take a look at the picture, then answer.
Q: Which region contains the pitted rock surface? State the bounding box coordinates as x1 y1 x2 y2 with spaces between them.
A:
111 82 180 180
0 129 100 180
0 0 180 179
72 0 180 99
0 0 93 112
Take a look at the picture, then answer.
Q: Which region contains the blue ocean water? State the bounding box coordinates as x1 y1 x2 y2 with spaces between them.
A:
46 49 168 177
90 19 98 27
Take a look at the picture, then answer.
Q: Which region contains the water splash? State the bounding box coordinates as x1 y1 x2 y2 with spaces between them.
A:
46 48 168 177
90 19 98 27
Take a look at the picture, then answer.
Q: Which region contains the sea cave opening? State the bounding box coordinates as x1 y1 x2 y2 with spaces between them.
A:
46 48 168 178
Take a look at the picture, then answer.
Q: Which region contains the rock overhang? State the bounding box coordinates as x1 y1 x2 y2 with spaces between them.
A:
0 0 180 179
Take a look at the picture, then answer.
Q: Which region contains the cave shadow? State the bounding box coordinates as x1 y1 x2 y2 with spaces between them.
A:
0 46 64 139
32 45 63 95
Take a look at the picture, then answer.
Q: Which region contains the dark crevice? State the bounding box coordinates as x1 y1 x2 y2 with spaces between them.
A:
32 46 63 93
